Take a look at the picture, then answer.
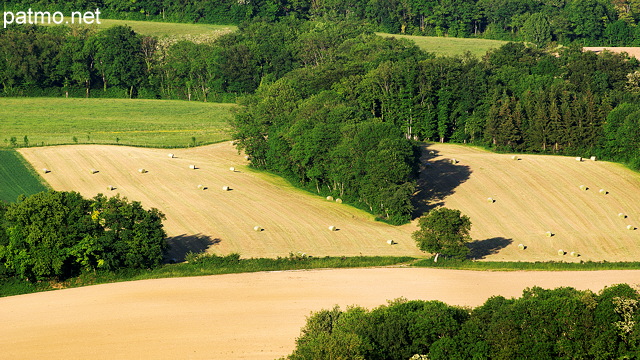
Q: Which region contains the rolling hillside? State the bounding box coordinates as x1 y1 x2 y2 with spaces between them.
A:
18 142 640 262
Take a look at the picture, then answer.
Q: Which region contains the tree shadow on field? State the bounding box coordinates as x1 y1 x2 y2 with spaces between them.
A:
412 144 472 218
468 237 513 260
166 233 221 263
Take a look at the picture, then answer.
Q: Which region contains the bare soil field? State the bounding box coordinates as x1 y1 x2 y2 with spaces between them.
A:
2 268 639 359
583 46 640 60
19 142 640 261
19 143 423 260
420 144 640 261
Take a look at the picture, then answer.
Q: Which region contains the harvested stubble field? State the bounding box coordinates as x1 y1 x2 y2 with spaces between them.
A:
2 268 639 359
377 32 508 57
420 143 640 262
19 142 423 259
19 142 640 261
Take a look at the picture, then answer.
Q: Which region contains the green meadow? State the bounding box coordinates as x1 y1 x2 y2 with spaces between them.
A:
0 150 48 202
377 32 509 57
0 98 234 148
48 18 236 37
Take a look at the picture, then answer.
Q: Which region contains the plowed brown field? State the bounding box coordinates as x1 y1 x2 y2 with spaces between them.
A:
2 268 639 359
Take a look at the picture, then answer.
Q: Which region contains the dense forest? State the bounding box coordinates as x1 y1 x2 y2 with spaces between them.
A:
287 284 640 359
0 191 167 281
5 0 640 45
4 18 640 221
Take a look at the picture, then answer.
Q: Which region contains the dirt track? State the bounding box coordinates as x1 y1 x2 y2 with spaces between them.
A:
2 268 639 359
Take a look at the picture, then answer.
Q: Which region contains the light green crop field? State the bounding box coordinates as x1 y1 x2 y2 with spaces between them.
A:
377 33 508 57
0 150 49 202
46 18 236 37
0 98 235 148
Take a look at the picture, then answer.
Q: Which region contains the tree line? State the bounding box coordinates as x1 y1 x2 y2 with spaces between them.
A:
286 284 640 359
6 0 640 45
0 190 167 282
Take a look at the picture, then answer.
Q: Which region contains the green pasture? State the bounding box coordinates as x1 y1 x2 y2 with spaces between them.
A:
0 150 48 202
377 33 509 57
46 18 236 37
0 98 234 148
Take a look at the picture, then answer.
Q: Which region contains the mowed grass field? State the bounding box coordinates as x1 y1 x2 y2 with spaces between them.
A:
19 141 640 261
48 18 236 37
0 98 234 148
377 32 508 57
0 150 48 202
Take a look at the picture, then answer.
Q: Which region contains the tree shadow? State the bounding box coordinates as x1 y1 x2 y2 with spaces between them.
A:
468 237 513 260
165 233 221 263
412 144 472 218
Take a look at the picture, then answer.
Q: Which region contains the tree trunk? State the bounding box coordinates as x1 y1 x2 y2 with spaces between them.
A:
434 253 440 262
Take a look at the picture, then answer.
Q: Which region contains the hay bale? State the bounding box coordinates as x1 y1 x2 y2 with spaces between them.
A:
90 169 98 174
517 244 525 250
450 158 458 164
42 168 50 173
590 156 597 161
328 225 337 231
168 153 174 158
138 168 147 173
579 185 587 191
546 231 553 237
558 249 565 256
326 196 334 201
576 157 582 162
619 213 627 218
428 150 435 155
627 225 635 230
254 226 262 232
229 167 235 172
336 198 343 204
244 155 250 160
599 189 607 194
189 165 197 170
570 251 579 257
487 197 494 203
387 239 395 245
107 185 115 191
197 184 207 190
222 186 229 191
511 155 518 160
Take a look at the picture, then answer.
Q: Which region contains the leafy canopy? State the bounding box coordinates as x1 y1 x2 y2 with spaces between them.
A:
412 207 471 260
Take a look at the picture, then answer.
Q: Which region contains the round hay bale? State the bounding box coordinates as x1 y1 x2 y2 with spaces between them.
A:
197 184 207 190
428 150 435 155
579 185 587 191
253 226 262 232
107 185 115 191
627 225 634 230
546 231 553 237
590 156 597 161
42 168 50 173
328 225 337 231
244 155 250 160
189 165 196 170
387 239 395 245
168 153 174 158
138 168 147 173
619 213 627 218
576 157 582 162
450 158 458 164
90 169 98 174
517 244 525 250
229 167 235 172
222 186 229 191
326 196 334 201
570 251 579 257
558 249 565 256
487 197 494 203
599 189 607 194
511 155 518 160
336 198 343 204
